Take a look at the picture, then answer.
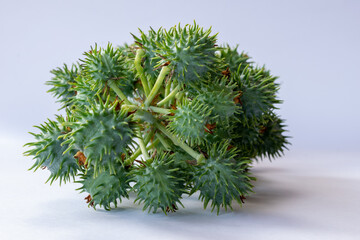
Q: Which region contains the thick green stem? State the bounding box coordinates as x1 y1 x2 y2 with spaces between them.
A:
175 91 185 103
108 81 131 105
136 128 150 160
154 122 205 164
135 49 150 97
144 66 170 106
124 129 154 165
148 106 171 115
155 133 171 150
157 85 180 106
164 77 172 97
124 139 159 166
122 104 139 112
121 104 170 115
144 128 156 144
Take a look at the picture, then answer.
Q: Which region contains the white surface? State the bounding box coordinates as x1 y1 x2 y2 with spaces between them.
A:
1 137 359 240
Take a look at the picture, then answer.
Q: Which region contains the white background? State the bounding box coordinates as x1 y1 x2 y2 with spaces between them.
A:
1 0 359 239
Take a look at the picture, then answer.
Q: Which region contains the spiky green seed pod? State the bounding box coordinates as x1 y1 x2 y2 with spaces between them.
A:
82 43 131 91
230 113 290 159
47 64 79 107
202 121 234 146
77 163 131 210
168 99 212 146
115 43 138 96
132 153 187 214
218 45 251 74
233 65 281 125
253 114 290 159
155 23 218 85
63 100 135 174
170 147 197 185
192 142 253 214
132 27 164 79
230 121 261 158
194 77 239 121
70 73 134 110
118 43 136 59
69 75 97 107
24 116 79 184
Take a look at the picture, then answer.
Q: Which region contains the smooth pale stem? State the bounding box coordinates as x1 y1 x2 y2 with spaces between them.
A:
148 106 170 115
108 81 131 105
124 139 159 166
122 104 139 112
124 129 155 165
164 76 172 97
157 85 180 106
175 91 185 103
134 49 150 97
144 66 170 106
154 122 205 164
144 128 156 144
147 77 154 91
155 133 171 150
121 104 170 115
136 129 150 160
